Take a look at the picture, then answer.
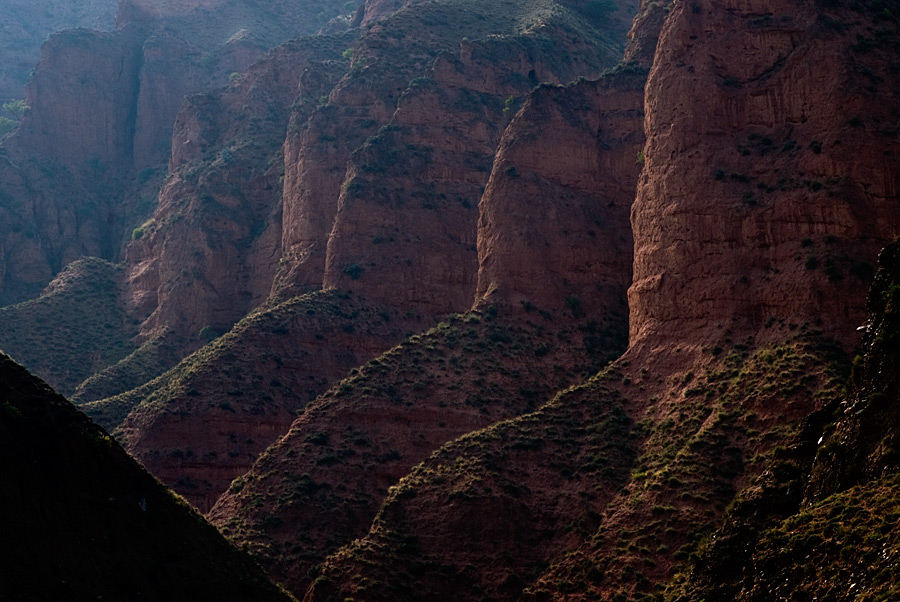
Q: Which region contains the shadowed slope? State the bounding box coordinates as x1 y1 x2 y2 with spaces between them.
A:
0 353 294 602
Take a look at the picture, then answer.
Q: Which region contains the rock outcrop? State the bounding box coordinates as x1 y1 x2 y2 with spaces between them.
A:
0 0 352 307
0 0 117 105
105 0 638 515
293 1 900 600
664 237 900 602
475 73 645 317
629 0 900 349
275 0 638 302
207 7 645 593
127 34 352 343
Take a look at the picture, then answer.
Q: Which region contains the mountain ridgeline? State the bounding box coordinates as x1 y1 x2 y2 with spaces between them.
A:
1 0 900 600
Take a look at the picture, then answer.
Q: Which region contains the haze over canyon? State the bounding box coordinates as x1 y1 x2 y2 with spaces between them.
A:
1 0 899 601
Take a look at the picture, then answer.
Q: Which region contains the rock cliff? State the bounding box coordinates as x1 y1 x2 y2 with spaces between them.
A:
275 0 638 303
0 0 352 307
0 0 117 105
293 1 900 600
629 0 900 349
664 237 900 602
126 34 352 345
207 7 645 593
475 73 644 317
101 0 638 514
4 0 900 599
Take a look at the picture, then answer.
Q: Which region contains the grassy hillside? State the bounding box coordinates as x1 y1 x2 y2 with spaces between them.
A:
0 257 137 397
84 290 420 511
306 331 848 602
664 238 900 602
210 301 627 593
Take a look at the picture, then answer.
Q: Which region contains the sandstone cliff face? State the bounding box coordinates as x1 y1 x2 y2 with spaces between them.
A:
475 74 644 317
125 0 355 169
292 2 900 601
0 148 120 305
0 28 144 305
0 0 351 307
278 0 638 309
112 0 638 517
127 35 351 343
15 29 142 172
629 0 900 350
0 0 117 105
208 24 643 595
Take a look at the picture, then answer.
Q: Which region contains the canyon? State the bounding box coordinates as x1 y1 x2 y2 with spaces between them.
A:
1 0 899 600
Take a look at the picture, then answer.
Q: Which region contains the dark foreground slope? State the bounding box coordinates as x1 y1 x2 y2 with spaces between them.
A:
0 353 294 602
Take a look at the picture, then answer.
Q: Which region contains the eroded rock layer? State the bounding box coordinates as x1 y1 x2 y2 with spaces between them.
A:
629 0 900 348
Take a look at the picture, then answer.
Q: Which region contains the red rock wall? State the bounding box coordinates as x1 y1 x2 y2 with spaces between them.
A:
629 0 900 349
126 39 349 341
15 29 142 171
476 74 645 318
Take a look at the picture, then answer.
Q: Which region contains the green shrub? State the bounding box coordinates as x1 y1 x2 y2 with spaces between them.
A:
343 263 364 280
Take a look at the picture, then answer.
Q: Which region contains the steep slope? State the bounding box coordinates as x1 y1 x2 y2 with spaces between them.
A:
808 236 900 498
95 0 638 513
71 326 186 403
275 0 638 300
310 333 847 602
0 257 136 397
0 352 294 602
0 0 352 307
299 1 900 600
0 0 117 105
126 33 353 344
664 237 900 602
629 0 900 348
85 291 420 512
207 41 645 597
210 302 628 594
475 73 645 315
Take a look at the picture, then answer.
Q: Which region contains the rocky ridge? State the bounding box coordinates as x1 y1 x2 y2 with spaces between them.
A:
283 1 900 600
0 257 136 397
0 0 117 105
82 0 639 511
0 0 352 309
2 0 900 600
